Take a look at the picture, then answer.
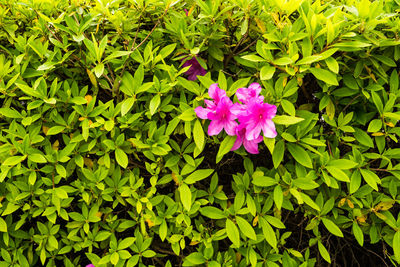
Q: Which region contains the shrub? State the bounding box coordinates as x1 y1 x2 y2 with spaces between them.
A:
0 0 399 266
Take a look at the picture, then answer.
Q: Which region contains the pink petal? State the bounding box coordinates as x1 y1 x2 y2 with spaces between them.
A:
231 135 242 151
243 139 260 154
264 103 277 119
235 88 248 103
224 120 238 136
208 84 219 99
208 120 224 136
204 99 216 110
195 106 210 119
187 73 197 81
245 123 262 141
248 83 262 96
262 120 277 138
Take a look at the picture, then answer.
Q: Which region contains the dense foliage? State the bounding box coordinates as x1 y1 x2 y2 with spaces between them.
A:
0 0 400 266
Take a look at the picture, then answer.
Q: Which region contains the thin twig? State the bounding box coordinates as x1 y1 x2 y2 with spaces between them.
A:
107 63 115 81
341 94 361 113
235 38 258 55
369 168 389 172
356 246 390 267
72 13 89 39
115 7 169 94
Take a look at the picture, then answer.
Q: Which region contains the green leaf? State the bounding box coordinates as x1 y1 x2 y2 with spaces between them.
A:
104 51 132 62
273 115 304 125
185 169 213 184
393 231 400 263
142 250 156 258
118 237 136 250
216 135 236 163
93 63 104 78
56 164 67 178
133 64 144 93
241 54 265 62
110 252 119 265
272 140 285 168
180 183 192 211
325 57 339 73
318 241 331 263
0 217 7 232
333 41 371 48
296 55 322 65
199 207 226 219
236 216 257 240
0 108 23 118
120 72 135 96
159 220 167 241
15 83 43 98
184 252 206 265
2 203 20 216
326 19 334 44
179 109 196 121
293 178 319 190
228 77 251 95
3 155 27 166
159 43 176 59
46 126 65 136
360 169 381 191
390 70 399 92
29 154 47 163
327 159 357 169
104 120 114 131
252 175 277 187
273 185 283 210
273 57 293 65
374 55 396 67
260 65 275 80
309 68 338 86
281 99 296 116
322 218 343 237
352 222 363 246
367 119 382 132
371 92 383 114
350 170 362 194
115 149 128 169
193 120 205 151
300 193 321 211
384 112 400 121
149 94 161 116
95 231 112 242
265 215 285 229
354 128 374 147
325 166 350 182
226 219 240 247
54 187 68 199
259 217 277 248
287 143 313 168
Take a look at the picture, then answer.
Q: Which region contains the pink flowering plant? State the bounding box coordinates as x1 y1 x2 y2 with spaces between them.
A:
195 83 277 154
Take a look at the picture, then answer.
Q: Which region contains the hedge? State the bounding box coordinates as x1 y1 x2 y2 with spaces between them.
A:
0 0 399 266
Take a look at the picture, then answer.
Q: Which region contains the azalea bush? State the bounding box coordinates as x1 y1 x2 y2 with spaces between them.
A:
0 0 400 266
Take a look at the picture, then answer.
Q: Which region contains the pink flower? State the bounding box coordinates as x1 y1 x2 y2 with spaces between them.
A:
231 125 264 154
194 82 278 155
86 264 95 267
238 101 277 140
236 83 264 104
182 56 207 81
195 84 226 119
207 97 239 136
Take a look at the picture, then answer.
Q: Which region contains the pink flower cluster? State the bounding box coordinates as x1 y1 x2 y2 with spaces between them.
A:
195 83 277 154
